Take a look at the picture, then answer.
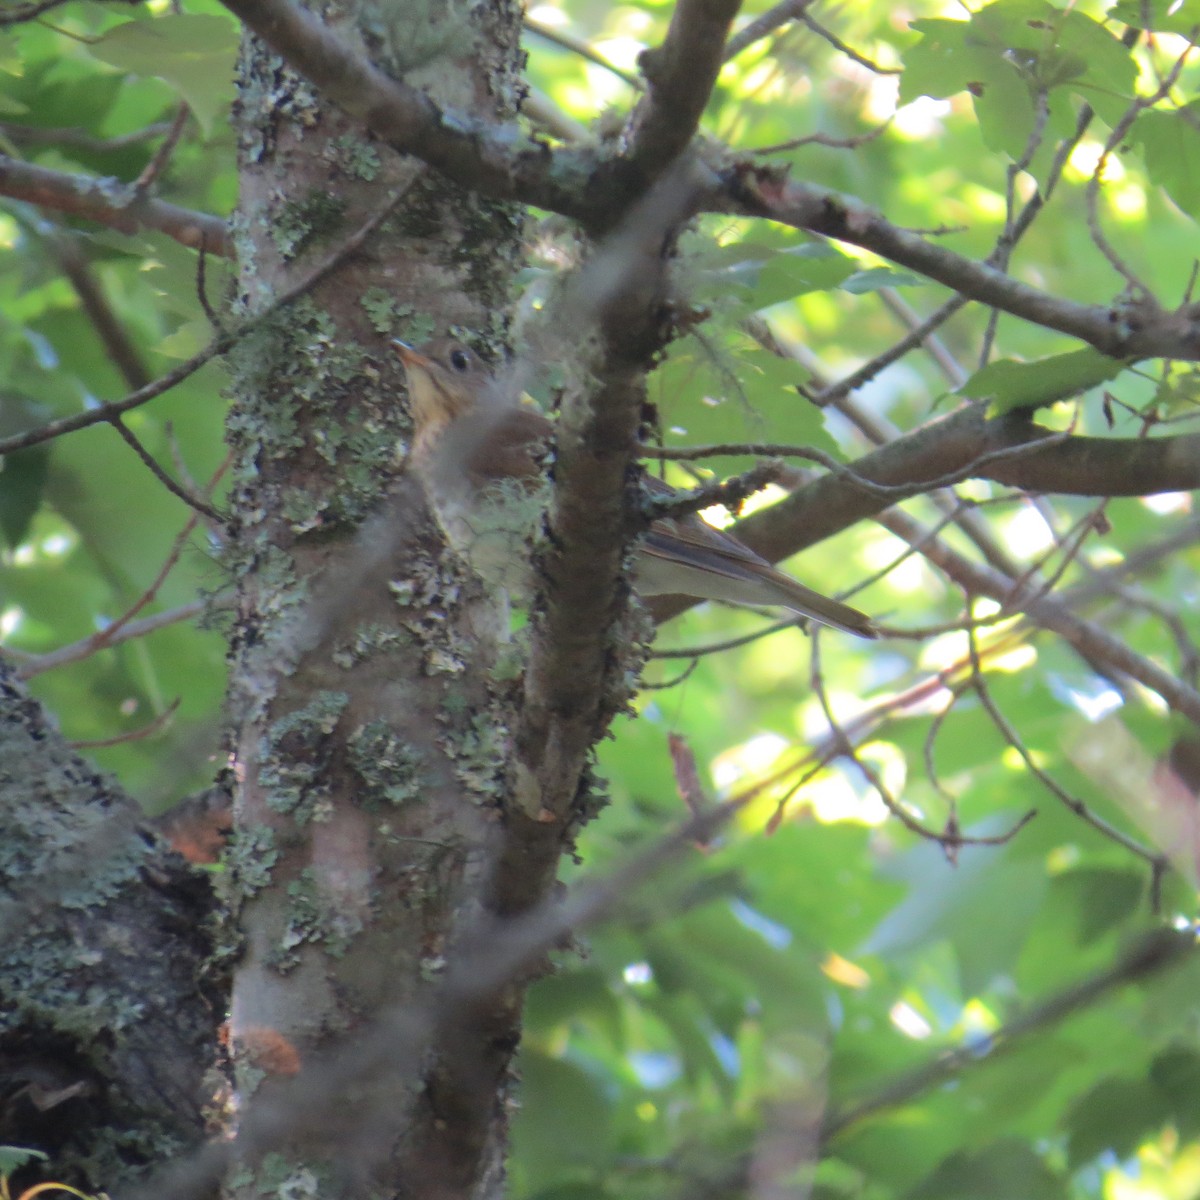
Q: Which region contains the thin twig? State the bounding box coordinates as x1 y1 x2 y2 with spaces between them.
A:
796 11 899 74
524 16 643 88
752 116 891 158
16 599 211 679
108 416 225 522
966 599 1175 869
723 0 814 61
0 184 412 458
650 617 798 660
0 120 173 151
46 223 228 518
68 698 181 749
1086 32 1195 293
133 101 191 195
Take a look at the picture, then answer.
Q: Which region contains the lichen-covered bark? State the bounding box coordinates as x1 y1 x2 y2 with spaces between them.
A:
0 660 219 1194
222 1 528 1195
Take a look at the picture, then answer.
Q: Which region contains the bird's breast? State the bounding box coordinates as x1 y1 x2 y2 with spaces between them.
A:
420 455 548 593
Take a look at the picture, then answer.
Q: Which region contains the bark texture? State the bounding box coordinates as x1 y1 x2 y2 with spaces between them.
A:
0 660 220 1194
221 2 530 1195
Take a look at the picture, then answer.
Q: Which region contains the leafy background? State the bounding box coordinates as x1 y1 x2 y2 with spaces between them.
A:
3 0 1200 1196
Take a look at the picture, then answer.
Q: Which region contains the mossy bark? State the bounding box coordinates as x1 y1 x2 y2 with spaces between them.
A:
223 2 528 1195
0 661 220 1194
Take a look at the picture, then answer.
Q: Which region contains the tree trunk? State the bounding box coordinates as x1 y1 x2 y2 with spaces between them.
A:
222 3 528 1195
0 661 219 1194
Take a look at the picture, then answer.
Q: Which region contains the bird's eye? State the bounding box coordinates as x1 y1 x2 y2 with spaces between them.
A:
449 349 470 372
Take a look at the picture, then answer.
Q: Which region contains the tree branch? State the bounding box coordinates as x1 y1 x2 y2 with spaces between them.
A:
878 504 1200 728
619 0 743 199
717 169 1200 360
823 929 1196 1142
496 164 706 916
644 424 1200 499
652 405 1200 629
218 0 593 219
0 154 232 255
215 0 1200 362
723 0 814 60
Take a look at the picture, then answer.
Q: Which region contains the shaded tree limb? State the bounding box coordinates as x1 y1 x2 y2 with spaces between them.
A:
618 0 743 205
213 0 1200 363
0 661 220 1193
0 154 232 254
651 405 1200 625
217 0 594 220
643 424 1200 498
497 165 706 917
721 171 1200 360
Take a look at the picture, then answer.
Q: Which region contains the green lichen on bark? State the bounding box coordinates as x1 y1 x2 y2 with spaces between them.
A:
259 691 350 820
272 867 364 968
0 668 219 1190
347 719 425 806
224 823 280 896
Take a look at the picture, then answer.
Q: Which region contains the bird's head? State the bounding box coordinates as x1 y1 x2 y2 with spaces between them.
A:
393 337 492 441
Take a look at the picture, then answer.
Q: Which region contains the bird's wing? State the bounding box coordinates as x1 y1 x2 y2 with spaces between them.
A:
451 406 554 494
639 474 877 637
640 472 775 575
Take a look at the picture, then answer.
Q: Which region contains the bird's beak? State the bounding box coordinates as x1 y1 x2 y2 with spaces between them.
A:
391 339 432 373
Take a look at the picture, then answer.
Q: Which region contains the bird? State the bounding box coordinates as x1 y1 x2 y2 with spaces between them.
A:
393 337 878 639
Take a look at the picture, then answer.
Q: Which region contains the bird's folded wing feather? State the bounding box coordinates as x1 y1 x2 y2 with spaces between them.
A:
639 472 779 579
454 406 553 494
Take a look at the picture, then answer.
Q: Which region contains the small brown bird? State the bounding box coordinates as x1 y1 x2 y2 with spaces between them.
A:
394 337 877 638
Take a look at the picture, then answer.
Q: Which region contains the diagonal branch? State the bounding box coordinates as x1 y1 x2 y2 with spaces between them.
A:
653 405 1200 619
215 0 1200 361
823 928 1195 1142
717 170 1200 360
218 0 591 219
618 0 743 200
496 164 706 917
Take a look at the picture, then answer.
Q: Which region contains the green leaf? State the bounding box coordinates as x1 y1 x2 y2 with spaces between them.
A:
88 14 238 134
0 444 49 550
1065 1076 1172 1167
0 1146 48 1177
901 19 977 103
652 340 840 471
905 1138 1063 1200
958 347 1127 414
1109 0 1200 34
525 967 624 1048
511 1050 614 1188
0 392 53 549
1067 868 1145 945
749 243 859 308
840 267 923 294
1150 1045 1200 1139
1133 106 1200 219
902 3 1135 162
